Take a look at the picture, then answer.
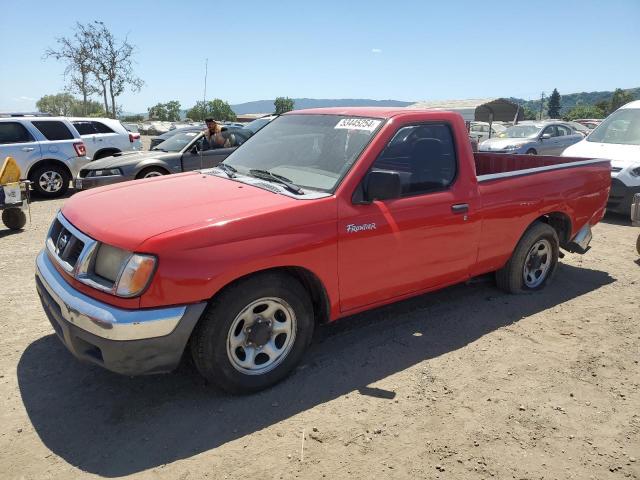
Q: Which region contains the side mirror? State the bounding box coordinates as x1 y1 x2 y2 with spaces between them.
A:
540 133 552 140
364 170 402 202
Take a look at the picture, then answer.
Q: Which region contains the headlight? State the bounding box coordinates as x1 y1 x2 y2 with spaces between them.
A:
630 167 640 177
83 244 157 298
88 168 122 177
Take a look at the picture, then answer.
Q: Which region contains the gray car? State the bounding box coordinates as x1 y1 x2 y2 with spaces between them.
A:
479 121 583 155
75 129 249 190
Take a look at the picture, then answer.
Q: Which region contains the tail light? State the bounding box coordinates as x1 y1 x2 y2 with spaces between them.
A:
129 133 140 143
73 142 86 157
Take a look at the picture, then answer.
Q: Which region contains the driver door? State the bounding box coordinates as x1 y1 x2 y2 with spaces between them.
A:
181 136 237 171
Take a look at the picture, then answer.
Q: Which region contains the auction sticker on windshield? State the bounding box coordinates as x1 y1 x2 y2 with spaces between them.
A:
335 118 382 132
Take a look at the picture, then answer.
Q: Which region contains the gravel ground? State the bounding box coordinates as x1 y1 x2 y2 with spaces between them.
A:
0 193 638 480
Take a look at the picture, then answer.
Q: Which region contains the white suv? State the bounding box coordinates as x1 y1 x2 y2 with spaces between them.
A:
69 117 142 160
0 116 89 197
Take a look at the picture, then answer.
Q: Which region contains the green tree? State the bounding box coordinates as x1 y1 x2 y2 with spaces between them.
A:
521 106 538 120
274 97 295 114
610 88 635 112
186 99 236 121
148 103 168 120
564 104 606 121
547 88 561 119
36 93 76 116
165 100 182 121
121 114 144 122
595 100 611 116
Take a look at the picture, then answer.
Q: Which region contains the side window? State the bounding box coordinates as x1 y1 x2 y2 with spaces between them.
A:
557 125 571 136
91 121 115 134
0 122 35 144
73 121 96 135
31 121 74 140
371 124 457 195
542 126 557 137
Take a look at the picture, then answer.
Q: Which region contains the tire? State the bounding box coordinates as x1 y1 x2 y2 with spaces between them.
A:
636 234 640 256
496 221 559 294
2 208 27 230
136 167 167 179
190 272 314 394
526 148 537 155
29 164 70 198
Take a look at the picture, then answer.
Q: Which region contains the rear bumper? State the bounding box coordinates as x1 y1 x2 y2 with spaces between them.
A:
607 178 640 215
35 250 207 375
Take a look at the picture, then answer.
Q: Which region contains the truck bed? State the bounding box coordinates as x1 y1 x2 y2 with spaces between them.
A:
474 152 605 178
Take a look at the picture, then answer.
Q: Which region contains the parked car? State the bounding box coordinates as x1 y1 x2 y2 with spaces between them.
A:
121 123 140 133
564 121 592 137
468 121 506 143
70 117 142 160
480 121 583 155
75 128 251 190
37 107 610 393
631 194 640 255
243 115 277 134
0 116 88 197
563 100 640 214
149 126 203 150
574 119 602 130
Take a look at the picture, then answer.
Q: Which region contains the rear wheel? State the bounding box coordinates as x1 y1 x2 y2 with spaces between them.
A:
2 208 27 230
526 148 537 155
30 164 70 198
636 234 640 255
136 167 167 179
190 272 314 394
496 222 559 293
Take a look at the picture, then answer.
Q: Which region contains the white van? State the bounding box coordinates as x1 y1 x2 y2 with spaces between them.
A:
563 100 640 214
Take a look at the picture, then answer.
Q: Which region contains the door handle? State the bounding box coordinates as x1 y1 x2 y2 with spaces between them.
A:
21 147 35 152
451 203 469 214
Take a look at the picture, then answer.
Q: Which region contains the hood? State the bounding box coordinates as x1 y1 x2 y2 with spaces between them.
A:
82 151 174 170
563 139 640 167
479 137 530 150
61 172 296 250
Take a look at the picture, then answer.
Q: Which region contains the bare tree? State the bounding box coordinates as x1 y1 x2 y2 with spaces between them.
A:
45 21 143 118
85 21 144 118
44 23 98 116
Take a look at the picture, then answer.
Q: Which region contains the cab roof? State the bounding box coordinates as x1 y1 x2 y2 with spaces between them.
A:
287 107 419 119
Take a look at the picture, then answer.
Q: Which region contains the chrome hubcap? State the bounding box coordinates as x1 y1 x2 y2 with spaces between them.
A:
523 239 552 288
39 171 63 192
226 297 296 375
143 171 163 178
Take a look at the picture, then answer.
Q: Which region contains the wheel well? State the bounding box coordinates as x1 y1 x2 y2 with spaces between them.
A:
538 212 572 246
209 267 331 326
94 148 121 160
136 165 171 178
27 159 72 180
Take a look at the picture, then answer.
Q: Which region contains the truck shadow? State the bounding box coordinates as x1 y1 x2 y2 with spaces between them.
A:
601 211 633 227
17 263 613 477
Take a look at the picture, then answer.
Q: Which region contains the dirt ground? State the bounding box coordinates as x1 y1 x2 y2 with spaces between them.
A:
0 192 638 480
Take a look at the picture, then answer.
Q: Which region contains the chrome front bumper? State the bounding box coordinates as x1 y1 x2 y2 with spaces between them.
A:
35 250 207 375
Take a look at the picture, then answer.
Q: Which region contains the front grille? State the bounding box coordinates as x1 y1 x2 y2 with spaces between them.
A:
48 219 85 270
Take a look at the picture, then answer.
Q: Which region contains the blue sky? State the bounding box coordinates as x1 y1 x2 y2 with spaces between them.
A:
1 0 638 113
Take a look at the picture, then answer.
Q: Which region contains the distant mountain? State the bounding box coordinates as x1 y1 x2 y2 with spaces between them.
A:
510 87 640 115
229 98 413 114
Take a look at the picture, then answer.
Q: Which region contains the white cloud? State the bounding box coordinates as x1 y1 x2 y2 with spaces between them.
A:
371 48 382 54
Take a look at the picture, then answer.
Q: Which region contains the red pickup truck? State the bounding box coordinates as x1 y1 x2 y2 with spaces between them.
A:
36 108 610 393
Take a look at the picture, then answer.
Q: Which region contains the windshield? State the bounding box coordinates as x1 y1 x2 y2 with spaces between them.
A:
498 124 541 139
587 108 640 145
153 131 200 152
222 114 382 192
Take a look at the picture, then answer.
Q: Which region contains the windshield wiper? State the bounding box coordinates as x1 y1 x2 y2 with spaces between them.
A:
248 169 303 195
214 163 237 178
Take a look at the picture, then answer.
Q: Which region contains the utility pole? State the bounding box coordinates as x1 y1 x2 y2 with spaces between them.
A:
539 92 545 120
203 58 208 109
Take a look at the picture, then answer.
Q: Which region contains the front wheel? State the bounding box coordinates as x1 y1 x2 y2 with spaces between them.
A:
496 222 559 293
636 234 640 256
136 167 167 179
2 208 27 230
190 273 314 394
526 148 537 155
30 164 70 198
